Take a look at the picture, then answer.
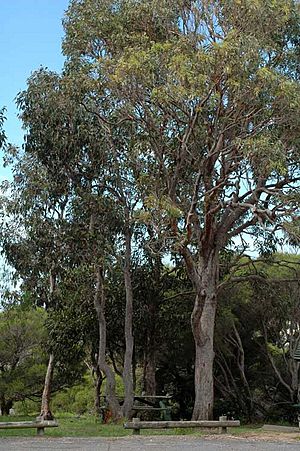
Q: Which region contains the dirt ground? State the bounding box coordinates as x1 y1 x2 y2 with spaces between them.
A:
207 430 300 442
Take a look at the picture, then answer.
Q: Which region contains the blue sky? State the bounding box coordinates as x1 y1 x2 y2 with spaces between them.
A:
0 0 69 179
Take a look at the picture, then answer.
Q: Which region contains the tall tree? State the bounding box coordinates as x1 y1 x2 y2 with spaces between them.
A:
12 68 142 419
62 0 300 419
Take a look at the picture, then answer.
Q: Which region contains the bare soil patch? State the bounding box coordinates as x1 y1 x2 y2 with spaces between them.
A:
203 430 300 443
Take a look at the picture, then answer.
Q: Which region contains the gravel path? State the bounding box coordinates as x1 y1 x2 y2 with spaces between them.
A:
0 435 299 451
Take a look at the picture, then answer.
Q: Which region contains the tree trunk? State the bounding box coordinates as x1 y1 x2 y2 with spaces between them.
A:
38 353 55 420
142 244 161 396
94 364 103 416
39 268 56 421
143 348 157 396
0 397 13 416
232 323 254 420
122 217 134 418
190 251 219 420
94 266 122 420
143 304 157 396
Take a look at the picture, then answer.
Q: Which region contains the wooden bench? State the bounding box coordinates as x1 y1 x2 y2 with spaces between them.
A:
124 417 240 435
0 420 58 436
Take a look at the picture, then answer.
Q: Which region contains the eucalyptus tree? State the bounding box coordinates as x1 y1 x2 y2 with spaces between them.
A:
63 0 300 419
14 67 143 419
5 70 120 418
0 148 81 419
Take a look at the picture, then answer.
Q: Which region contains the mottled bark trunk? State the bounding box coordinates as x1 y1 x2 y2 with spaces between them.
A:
191 251 219 420
122 217 134 418
94 266 121 420
38 353 55 420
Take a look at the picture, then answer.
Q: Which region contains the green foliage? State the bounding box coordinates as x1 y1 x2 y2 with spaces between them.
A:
215 253 300 421
52 374 94 415
13 399 40 416
2 0 300 424
61 0 300 255
0 307 48 411
51 372 125 415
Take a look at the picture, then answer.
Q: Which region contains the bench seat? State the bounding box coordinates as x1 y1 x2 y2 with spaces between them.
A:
124 418 240 435
0 420 58 436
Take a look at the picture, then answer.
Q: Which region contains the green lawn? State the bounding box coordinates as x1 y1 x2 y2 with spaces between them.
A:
0 415 262 438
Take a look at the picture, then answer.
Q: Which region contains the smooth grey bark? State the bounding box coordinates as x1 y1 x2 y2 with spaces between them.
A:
122 213 134 418
38 353 55 420
185 249 219 420
86 353 103 415
94 365 103 416
94 266 122 420
39 268 56 421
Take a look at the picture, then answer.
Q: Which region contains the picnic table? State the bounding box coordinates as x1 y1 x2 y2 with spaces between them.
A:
100 394 172 421
132 395 172 420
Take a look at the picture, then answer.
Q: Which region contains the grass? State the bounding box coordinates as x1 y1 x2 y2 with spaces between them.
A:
0 415 126 438
0 415 263 438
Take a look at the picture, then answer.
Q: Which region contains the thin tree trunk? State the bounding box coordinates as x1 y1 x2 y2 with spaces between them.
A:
142 300 157 399
86 352 103 416
190 251 219 420
142 233 161 397
142 279 157 396
39 267 56 420
143 349 157 395
122 214 134 418
133 346 137 392
38 353 55 420
94 364 103 416
94 266 121 420
232 323 254 419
